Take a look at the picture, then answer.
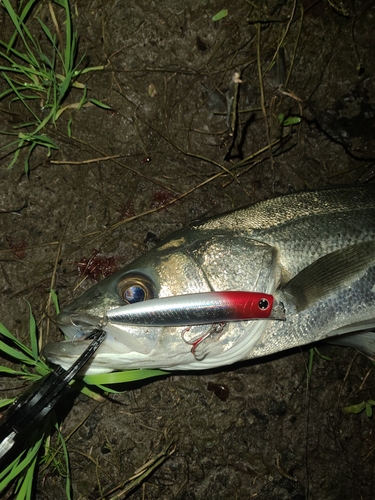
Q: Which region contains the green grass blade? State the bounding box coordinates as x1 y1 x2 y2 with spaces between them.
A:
24 141 37 174
56 424 72 500
25 301 38 362
0 44 35 67
0 398 15 408
2 0 26 44
76 85 87 112
307 347 314 378
0 322 25 344
0 454 21 485
37 17 56 47
80 65 105 75
89 98 111 109
212 9 228 21
39 51 55 70
63 0 74 74
0 365 27 375
0 86 20 100
50 289 60 315
76 385 105 401
6 139 24 169
57 72 74 106
83 369 168 392
67 118 73 137
0 322 35 361
1 72 39 121
15 453 38 499
0 339 34 364
32 108 55 135
2 0 39 68
18 132 58 149
6 0 39 51
0 425 46 489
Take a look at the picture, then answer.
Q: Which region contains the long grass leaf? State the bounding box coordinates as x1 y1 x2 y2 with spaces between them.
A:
83 369 168 392
0 44 35 67
89 98 111 109
0 86 20 99
63 0 74 74
67 117 73 137
0 322 34 359
79 385 106 401
0 366 27 375
57 73 73 106
56 424 72 500
6 0 39 51
80 65 105 74
37 17 56 47
2 73 39 121
6 140 24 169
18 133 58 149
15 454 38 499
2 0 25 44
0 398 15 408
0 454 21 484
24 141 37 174
76 85 87 112
49 289 60 315
0 426 46 489
0 339 34 364
26 302 38 362
2 0 38 68
39 51 54 70
308 347 314 378
12 121 40 129
32 108 55 135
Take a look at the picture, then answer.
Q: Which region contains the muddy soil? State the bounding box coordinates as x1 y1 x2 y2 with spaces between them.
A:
1 0 375 499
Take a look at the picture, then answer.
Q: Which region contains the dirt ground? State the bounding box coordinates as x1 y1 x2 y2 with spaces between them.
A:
1 0 375 499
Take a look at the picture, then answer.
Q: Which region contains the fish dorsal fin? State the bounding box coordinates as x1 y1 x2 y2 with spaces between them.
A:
283 240 375 311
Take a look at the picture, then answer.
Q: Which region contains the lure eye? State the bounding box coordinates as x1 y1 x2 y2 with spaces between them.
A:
258 298 269 310
117 273 155 304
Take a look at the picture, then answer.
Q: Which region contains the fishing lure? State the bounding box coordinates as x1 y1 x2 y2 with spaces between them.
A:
105 291 285 327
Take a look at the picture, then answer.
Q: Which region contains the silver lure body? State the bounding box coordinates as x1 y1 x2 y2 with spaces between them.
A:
43 186 375 374
105 292 284 326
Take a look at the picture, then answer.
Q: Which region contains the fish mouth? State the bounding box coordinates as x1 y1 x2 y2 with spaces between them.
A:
50 309 161 368
57 310 103 338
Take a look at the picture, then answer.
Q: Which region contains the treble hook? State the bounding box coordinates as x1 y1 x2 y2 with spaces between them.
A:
181 323 227 360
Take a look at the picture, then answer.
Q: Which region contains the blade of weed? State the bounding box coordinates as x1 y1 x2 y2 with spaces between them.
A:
0 366 28 376
1 72 39 121
0 424 46 489
56 424 72 500
25 302 38 363
6 0 40 51
0 398 16 408
50 289 60 315
83 369 168 393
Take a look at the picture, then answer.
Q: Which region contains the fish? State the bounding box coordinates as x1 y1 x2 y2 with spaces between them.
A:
43 185 375 374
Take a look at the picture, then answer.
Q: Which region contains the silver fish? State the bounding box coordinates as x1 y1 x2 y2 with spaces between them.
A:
44 186 375 374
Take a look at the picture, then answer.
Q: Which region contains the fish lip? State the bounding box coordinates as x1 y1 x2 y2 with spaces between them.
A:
57 310 102 329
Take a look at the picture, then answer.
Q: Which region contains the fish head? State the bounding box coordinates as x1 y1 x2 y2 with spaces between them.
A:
44 229 280 374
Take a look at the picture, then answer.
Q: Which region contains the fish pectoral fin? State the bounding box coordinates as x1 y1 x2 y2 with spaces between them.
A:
328 330 375 359
282 240 375 312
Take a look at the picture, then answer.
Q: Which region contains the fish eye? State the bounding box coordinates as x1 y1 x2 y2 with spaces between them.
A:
124 285 145 303
117 273 155 304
